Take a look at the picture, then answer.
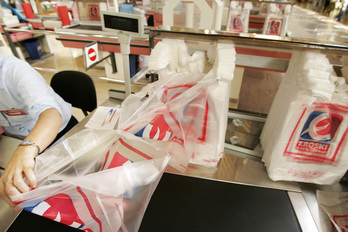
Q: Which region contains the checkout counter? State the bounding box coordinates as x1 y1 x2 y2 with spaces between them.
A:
1 97 346 232
1 98 305 232
1 5 348 232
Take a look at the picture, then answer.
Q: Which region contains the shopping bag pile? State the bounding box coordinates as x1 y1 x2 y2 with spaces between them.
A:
261 50 348 185
11 39 237 231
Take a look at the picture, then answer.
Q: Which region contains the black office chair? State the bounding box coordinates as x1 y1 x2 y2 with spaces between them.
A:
50 70 97 117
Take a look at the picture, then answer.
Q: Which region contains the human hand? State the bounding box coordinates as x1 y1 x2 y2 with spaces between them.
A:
0 145 37 211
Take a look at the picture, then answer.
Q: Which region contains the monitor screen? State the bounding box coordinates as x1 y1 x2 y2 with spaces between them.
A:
103 14 139 33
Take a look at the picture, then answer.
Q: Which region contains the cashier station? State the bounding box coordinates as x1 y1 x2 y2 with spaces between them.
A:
1 71 305 232
2 5 348 232
0 80 325 232
3 95 302 232
8 174 301 232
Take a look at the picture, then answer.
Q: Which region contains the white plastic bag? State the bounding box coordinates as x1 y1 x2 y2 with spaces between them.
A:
317 190 348 232
118 39 236 169
226 1 252 33
11 129 170 232
262 4 291 36
261 50 348 185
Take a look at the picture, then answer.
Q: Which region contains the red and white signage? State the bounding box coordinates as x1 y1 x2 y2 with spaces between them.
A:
84 42 99 69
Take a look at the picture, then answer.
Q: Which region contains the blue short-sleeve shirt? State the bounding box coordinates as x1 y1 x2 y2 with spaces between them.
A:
0 55 72 139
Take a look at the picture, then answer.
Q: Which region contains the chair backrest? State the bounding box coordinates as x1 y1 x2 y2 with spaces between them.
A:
50 71 97 116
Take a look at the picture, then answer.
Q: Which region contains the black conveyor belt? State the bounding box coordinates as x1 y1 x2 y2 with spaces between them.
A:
139 173 301 232
7 173 301 232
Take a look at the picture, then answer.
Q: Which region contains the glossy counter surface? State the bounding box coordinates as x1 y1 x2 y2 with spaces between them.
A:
287 6 348 45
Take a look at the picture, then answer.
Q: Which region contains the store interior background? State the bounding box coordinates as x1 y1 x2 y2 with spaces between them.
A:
0 1 348 231
26 37 118 122
1 0 348 122
298 0 348 24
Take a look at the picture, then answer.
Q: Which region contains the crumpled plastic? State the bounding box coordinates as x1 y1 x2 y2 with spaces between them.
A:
119 39 236 169
11 129 170 232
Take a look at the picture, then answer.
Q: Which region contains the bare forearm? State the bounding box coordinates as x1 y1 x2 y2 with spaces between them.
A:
24 108 63 152
0 108 63 210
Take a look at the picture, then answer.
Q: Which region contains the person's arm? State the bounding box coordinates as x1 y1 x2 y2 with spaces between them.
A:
0 108 62 210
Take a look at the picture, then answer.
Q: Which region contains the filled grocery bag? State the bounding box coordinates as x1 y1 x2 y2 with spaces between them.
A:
11 129 170 232
118 39 236 169
261 50 348 185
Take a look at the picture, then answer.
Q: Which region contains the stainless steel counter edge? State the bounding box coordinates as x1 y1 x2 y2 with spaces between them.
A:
3 26 149 43
148 28 348 54
3 23 348 54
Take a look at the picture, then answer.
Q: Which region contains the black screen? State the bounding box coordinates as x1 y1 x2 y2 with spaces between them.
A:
104 14 139 33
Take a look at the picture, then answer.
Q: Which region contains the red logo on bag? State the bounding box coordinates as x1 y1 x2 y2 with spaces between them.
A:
133 84 209 146
295 111 343 155
24 194 85 229
162 85 193 103
333 215 348 231
101 151 132 170
284 103 348 165
135 114 173 141
230 16 243 32
266 18 283 35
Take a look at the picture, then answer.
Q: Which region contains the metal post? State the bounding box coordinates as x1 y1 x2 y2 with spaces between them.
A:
118 34 131 97
122 53 131 97
110 52 117 73
1 25 19 58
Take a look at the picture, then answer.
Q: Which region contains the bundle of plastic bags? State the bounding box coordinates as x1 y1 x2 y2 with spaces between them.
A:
118 39 236 169
261 50 348 185
226 1 253 33
11 129 170 232
263 3 291 36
